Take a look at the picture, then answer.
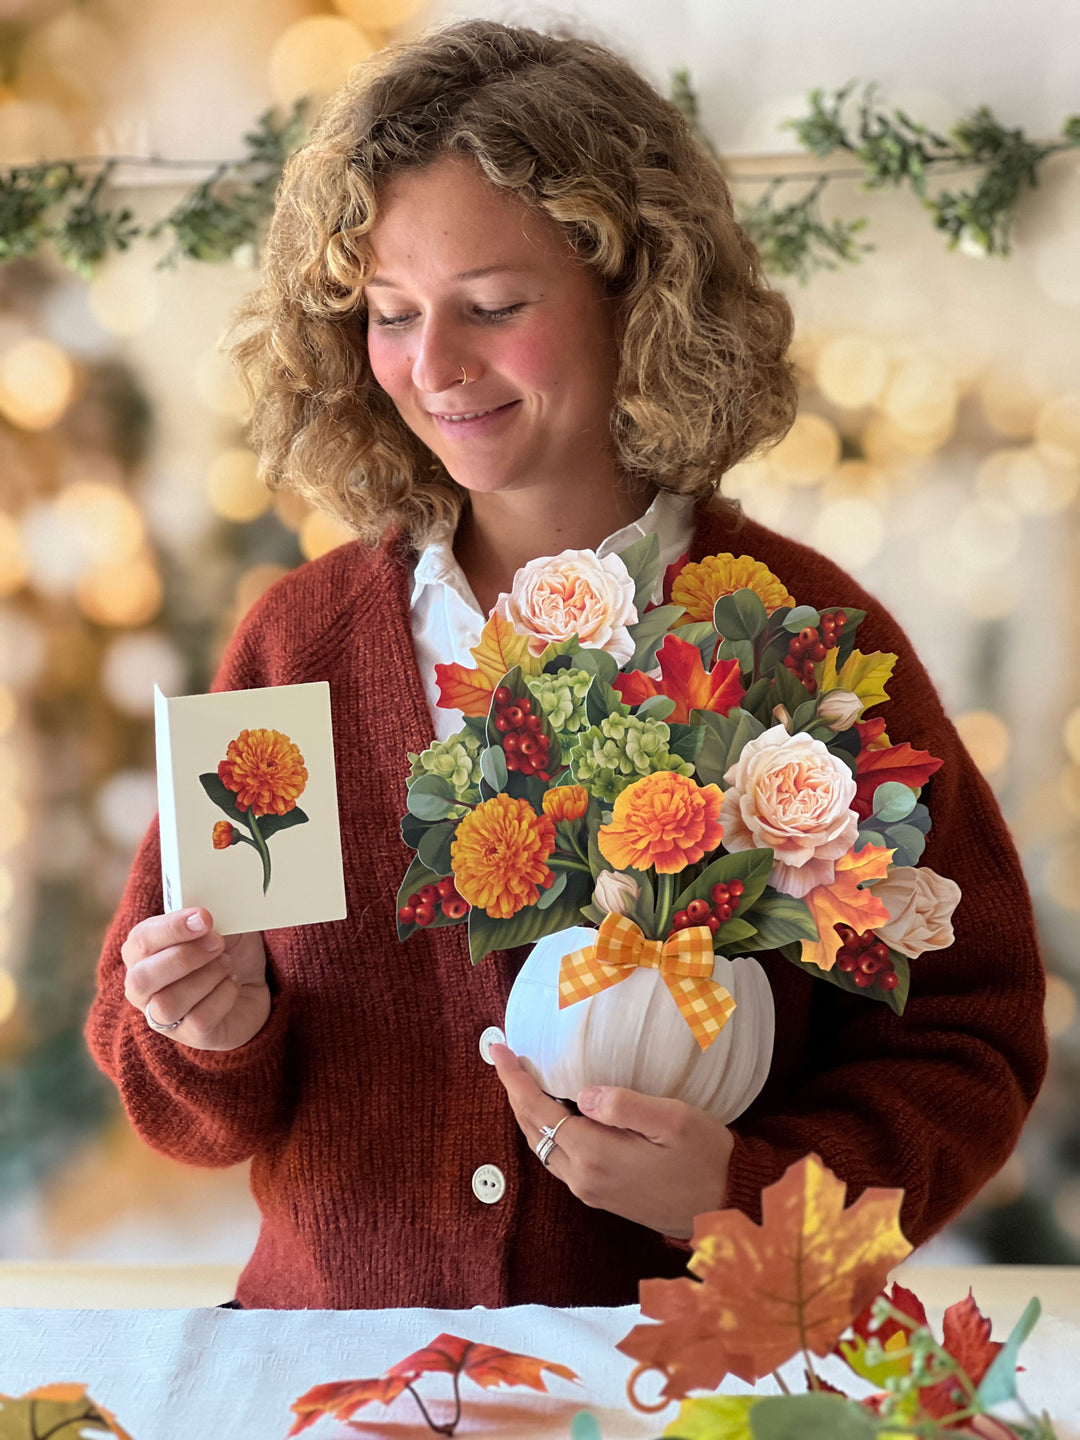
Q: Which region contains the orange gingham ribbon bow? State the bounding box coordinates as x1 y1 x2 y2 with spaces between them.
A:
559 912 736 1051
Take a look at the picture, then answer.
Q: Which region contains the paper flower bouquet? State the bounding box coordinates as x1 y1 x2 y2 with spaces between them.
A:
396 535 960 1117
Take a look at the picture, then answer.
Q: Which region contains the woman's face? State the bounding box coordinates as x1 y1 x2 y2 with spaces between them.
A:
364 156 621 506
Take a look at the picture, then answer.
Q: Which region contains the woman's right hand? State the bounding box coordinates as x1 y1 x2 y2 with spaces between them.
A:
121 909 270 1052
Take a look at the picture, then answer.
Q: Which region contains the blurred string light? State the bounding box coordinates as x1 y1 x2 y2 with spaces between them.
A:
810 496 885 571
0 967 16 1026
87 255 161 338
978 367 1041 439
0 863 13 912
101 632 187 717
767 411 841 486
94 770 158 850
235 563 289 620
883 358 958 436
0 686 16 737
205 447 272 524
75 552 163 628
299 509 358 561
975 447 1080 516
268 17 376 108
1064 708 1080 765
1044 841 1080 913
1045 974 1078 1040
329 0 429 27
1035 393 1080 468
193 348 252 425
954 710 1011 777
0 337 77 430
0 514 28 596
813 334 889 410
20 482 146 596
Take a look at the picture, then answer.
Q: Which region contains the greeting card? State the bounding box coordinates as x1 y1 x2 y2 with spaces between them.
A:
155 681 346 935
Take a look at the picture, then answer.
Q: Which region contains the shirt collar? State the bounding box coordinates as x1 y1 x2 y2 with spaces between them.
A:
409 488 695 611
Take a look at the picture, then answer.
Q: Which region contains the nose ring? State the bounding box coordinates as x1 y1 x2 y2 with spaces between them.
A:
458 365 469 385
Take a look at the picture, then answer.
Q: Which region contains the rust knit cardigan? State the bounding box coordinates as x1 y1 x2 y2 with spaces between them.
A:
86 503 1048 1310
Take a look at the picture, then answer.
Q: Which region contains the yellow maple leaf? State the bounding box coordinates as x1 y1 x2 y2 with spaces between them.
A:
816 648 897 715
435 612 545 716
800 843 893 971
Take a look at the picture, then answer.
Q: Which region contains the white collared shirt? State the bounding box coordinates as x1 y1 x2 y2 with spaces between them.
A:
410 490 696 740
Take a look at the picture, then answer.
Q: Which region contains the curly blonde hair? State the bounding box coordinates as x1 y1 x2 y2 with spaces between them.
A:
229 20 797 549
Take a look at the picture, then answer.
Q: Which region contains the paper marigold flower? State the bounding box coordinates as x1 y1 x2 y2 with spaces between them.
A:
598 771 724 875
672 553 795 623
217 728 308 817
542 785 589 822
212 820 238 850
451 793 556 919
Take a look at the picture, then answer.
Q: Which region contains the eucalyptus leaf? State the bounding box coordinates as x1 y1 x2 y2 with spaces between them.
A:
976 1296 1041 1406
417 820 456 876
407 786 462 822
782 604 821 632
750 1392 877 1440
574 648 619 685
713 588 768 641
691 708 766 786
883 821 928 866
626 603 685 672
718 636 756 675
536 869 569 910
480 745 508 792
872 780 917 822
677 620 719 668
636 693 677 722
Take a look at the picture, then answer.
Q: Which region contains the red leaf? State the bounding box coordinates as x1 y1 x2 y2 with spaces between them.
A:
849 1282 928 1349
941 1291 1003 1387
613 635 744 723
288 1333 577 1434
853 720 943 820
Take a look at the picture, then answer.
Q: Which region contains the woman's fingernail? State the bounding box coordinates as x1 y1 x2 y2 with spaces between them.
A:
578 1087 601 1110
186 912 206 933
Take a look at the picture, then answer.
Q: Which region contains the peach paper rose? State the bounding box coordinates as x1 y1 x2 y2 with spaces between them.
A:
871 865 961 958
721 724 859 898
494 549 638 664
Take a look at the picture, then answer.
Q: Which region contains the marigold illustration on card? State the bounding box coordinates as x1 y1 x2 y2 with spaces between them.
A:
154 680 346 935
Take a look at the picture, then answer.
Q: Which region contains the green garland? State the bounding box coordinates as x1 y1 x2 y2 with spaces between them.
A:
0 82 1076 281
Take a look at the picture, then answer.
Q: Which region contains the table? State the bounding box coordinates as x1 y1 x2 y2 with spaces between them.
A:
1 1264 1078 1437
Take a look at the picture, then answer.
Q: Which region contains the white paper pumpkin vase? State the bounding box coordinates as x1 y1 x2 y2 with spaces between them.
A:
503 925 776 1124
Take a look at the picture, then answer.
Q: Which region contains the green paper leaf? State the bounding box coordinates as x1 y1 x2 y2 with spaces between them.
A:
417 820 456 877
750 1393 876 1440
536 869 568 910
676 620 719 668
976 1296 1041 1406
406 774 462 821
574 647 620 686
739 892 819 948
713 588 769 641
480 744 508 792
198 773 308 837
617 531 661 614
883 821 927 866
466 866 593 964
253 806 309 839
637 693 677 723
872 780 917 822
791 699 820 731
691 707 767 786
626 603 685 672
673 848 774 916
668 721 706 767
782 604 821 632
718 636 756 675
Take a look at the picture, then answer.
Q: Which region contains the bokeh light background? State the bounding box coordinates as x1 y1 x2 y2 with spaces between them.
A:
0 0 1077 1266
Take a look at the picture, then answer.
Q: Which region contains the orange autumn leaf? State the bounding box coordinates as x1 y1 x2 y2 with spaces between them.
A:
288 1332 578 1435
613 634 744 722
854 720 943 819
0 1384 134 1439
435 611 540 716
799 843 893 971
618 1153 912 1398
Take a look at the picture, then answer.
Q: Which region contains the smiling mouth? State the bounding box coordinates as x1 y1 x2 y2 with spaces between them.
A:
431 401 517 422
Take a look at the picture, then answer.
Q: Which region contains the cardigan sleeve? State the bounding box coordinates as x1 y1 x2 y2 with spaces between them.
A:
84 601 293 1169
722 554 1048 1247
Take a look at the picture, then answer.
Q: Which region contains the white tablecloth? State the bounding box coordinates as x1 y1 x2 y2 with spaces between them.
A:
1 1267 1078 1438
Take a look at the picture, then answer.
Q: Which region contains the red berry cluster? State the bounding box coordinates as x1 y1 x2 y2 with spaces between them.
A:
492 685 552 781
399 877 469 927
782 610 847 694
668 879 746 939
834 924 899 990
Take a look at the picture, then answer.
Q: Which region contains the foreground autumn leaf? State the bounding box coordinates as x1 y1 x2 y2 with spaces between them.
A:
288 1332 578 1436
853 718 943 820
613 634 744 722
618 1153 911 1400
0 1384 133 1439
799 843 893 971
435 612 542 715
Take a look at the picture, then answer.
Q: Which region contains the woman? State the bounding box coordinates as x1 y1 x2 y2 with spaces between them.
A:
86 20 1047 1309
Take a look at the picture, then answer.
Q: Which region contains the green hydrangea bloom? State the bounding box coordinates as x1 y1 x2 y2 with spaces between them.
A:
408 730 483 802
525 667 593 735
568 714 694 803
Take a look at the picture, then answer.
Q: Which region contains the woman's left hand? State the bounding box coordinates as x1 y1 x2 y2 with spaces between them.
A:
491 1043 733 1240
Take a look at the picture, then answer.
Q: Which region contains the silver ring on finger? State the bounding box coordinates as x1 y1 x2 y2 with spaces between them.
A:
145 999 184 1033
538 1115 572 1145
536 1135 557 1168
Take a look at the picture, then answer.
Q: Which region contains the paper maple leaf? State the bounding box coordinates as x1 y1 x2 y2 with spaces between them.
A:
618 1153 912 1398
799 843 893 971
613 634 744 722
853 717 944 819
817 648 896 714
0 1384 133 1439
288 1332 578 1436
435 612 542 716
